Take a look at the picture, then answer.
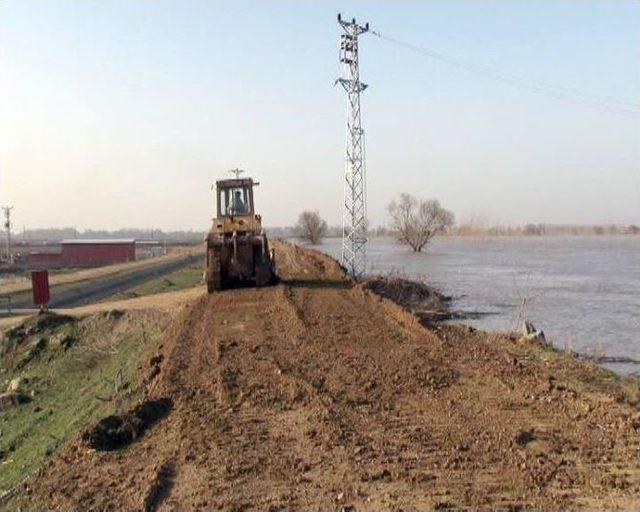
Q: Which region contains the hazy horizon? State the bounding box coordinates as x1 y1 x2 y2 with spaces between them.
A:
1 1 639 231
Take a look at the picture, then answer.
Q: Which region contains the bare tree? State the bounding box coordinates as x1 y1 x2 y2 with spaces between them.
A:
388 194 454 252
296 211 328 245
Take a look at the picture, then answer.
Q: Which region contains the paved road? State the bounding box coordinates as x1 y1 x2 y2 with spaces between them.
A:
4 255 201 309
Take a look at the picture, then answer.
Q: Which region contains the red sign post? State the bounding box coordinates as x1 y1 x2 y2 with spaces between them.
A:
31 270 50 308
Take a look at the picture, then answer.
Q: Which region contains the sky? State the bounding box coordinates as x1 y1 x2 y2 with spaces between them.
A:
0 0 639 231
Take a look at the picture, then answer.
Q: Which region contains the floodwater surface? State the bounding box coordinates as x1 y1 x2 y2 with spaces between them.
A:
314 236 640 375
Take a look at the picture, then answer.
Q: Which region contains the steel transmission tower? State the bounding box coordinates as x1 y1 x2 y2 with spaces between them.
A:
337 13 369 278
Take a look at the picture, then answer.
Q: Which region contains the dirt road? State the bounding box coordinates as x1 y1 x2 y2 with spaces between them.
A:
19 242 640 510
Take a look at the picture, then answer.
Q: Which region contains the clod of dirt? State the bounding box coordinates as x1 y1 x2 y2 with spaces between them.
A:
146 354 165 383
515 428 535 446
150 354 164 366
83 398 172 451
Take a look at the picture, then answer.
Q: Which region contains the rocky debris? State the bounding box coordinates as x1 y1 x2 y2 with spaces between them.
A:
82 398 172 451
520 320 547 344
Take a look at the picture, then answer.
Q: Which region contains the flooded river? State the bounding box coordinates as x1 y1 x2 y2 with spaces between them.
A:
314 236 640 375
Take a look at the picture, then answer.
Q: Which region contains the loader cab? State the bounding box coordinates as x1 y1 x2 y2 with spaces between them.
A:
206 173 275 292
216 179 256 218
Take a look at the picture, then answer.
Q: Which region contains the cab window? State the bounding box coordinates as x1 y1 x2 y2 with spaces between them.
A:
219 186 250 216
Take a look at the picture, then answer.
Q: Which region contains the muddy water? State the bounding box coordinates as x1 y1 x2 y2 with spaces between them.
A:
313 236 640 375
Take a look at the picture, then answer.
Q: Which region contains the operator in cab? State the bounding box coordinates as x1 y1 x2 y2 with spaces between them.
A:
230 189 248 215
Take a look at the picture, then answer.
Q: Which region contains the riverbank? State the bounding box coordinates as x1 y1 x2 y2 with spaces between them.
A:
314 235 640 376
3 241 639 510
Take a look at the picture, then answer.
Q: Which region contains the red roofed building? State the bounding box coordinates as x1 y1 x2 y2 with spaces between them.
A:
28 239 136 268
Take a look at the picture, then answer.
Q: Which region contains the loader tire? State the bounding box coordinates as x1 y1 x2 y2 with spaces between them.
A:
255 264 271 287
206 258 223 293
255 252 274 287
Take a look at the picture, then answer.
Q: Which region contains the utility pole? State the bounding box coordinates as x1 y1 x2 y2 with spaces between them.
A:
337 13 369 278
2 206 13 263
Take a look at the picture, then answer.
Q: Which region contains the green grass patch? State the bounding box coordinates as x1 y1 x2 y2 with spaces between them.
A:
110 263 203 301
0 310 169 494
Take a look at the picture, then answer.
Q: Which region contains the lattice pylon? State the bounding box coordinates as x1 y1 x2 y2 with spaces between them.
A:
337 14 369 278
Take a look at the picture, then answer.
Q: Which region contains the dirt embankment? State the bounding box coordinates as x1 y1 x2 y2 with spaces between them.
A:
11 241 640 511
363 275 452 324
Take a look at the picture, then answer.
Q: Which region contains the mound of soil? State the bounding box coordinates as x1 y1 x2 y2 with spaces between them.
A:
83 398 172 451
364 275 452 324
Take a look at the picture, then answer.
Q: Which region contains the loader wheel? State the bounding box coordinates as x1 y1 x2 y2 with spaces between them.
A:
206 258 223 293
255 252 275 287
255 264 271 287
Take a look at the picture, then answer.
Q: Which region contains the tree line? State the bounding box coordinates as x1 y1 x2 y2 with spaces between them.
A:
293 194 639 252
295 193 455 252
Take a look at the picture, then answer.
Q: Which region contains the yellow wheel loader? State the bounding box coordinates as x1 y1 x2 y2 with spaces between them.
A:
205 172 276 292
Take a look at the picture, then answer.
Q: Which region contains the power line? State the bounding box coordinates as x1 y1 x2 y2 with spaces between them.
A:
370 30 640 119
